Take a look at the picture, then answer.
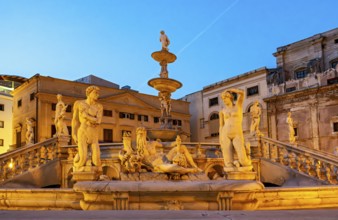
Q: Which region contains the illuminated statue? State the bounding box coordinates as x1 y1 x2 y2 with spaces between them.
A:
219 88 252 172
54 94 69 136
72 86 103 172
287 112 296 144
25 117 34 145
249 100 262 136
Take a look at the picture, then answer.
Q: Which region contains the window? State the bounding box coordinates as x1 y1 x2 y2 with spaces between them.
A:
335 39 338 44
210 113 219 120
0 104 4 111
172 119 182 126
200 118 205 129
119 112 134 120
295 68 308 79
294 127 298 137
331 60 338 69
138 115 149 122
247 85 259 96
333 122 338 133
211 132 219 137
328 77 338 85
30 92 35 101
17 99 22 107
0 139 3 146
209 97 218 107
66 105 72 112
103 110 113 117
103 129 113 142
0 121 4 128
286 87 296 93
154 117 160 123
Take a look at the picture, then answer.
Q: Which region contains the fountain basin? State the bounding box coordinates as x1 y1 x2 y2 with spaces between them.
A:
151 50 176 63
147 128 179 142
148 78 182 93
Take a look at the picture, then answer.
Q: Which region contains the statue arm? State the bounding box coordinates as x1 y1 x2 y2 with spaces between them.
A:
219 111 224 133
96 104 103 124
72 101 80 143
229 88 244 107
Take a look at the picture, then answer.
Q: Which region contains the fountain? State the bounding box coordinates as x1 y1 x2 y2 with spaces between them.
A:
147 30 183 141
70 31 264 211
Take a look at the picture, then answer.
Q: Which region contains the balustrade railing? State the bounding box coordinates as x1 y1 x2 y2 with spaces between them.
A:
259 136 338 184
0 136 69 183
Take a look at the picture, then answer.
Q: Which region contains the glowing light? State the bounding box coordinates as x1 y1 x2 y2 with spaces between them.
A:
8 158 14 169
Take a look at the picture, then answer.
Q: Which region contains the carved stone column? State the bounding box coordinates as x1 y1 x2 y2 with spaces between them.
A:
310 101 320 150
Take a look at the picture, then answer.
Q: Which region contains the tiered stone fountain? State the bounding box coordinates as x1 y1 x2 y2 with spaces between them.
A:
147 31 183 141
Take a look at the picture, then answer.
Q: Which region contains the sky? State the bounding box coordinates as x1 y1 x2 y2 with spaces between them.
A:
1 0 338 99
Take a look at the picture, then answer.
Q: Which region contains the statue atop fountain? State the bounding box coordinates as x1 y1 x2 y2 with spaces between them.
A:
148 31 183 141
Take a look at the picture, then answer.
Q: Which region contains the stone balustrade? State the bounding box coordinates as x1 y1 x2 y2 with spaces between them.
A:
0 135 70 183
259 136 338 184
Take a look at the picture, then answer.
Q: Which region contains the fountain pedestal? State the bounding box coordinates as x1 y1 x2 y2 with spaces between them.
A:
147 49 182 141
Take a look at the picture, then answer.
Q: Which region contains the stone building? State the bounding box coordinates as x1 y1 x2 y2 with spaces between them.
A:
182 67 270 142
0 75 25 154
265 27 338 153
11 74 190 149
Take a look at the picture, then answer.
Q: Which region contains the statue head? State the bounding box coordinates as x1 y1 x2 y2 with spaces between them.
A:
86 86 100 100
221 91 233 103
56 94 62 100
175 135 182 145
160 30 165 35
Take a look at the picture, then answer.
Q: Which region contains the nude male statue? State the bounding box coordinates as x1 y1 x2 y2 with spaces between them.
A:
249 100 262 136
160 30 170 51
72 86 103 172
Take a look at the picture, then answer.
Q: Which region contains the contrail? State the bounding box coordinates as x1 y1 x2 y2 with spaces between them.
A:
177 0 240 55
135 0 240 93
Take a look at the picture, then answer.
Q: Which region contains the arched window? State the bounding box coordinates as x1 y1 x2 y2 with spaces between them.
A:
330 58 338 69
210 113 219 120
209 112 219 137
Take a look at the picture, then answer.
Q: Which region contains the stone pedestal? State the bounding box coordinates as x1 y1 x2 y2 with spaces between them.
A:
72 160 101 182
248 136 262 158
225 171 257 180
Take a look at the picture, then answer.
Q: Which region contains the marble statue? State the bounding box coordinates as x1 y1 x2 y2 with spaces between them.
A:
159 92 171 117
120 127 201 175
119 131 141 173
25 117 34 145
286 112 296 144
72 86 103 172
54 94 69 136
219 88 252 172
249 100 262 136
160 30 170 51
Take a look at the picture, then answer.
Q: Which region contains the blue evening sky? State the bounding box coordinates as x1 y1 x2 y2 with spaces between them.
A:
1 0 338 98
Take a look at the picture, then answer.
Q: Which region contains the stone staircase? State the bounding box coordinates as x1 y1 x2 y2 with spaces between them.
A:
258 136 338 185
0 135 70 188
1 135 336 188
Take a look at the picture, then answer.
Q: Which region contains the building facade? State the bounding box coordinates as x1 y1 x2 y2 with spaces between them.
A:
182 67 269 142
0 76 24 154
11 74 190 149
265 27 338 153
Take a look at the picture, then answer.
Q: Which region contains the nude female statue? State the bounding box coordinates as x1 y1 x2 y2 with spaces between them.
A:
219 88 252 171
